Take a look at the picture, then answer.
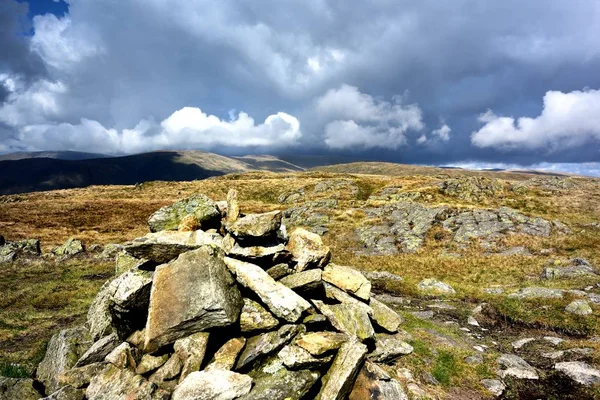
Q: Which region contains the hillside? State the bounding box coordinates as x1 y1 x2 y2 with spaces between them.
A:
0 151 108 161
1 168 600 399
0 151 303 195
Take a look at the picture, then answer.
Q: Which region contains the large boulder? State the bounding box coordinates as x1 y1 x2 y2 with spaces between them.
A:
110 267 154 338
148 194 220 232
286 228 331 271
144 246 242 353
224 257 311 323
316 340 368 400
37 326 91 394
227 211 282 238
171 370 252 400
123 230 223 264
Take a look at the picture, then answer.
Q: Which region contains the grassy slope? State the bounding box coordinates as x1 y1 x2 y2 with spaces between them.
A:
1 166 600 395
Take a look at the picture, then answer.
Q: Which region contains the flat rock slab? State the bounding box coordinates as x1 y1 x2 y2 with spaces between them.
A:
278 344 333 369
369 298 402 333
279 269 322 291
316 340 368 400
236 324 304 370
417 278 455 295
144 247 242 353
555 361 600 386
313 300 375 342
240 363 320 400
174 332 210 382
227 211 282 238
222 235 286 260
124 231 223 264
148 194 220 232
286 228 331 271
322 264 371 300
224 257 311 323
172 370 252 400
496 354 539 380
74 333 120 368
295 331 348 356
206 338 246 371
369 333 414 363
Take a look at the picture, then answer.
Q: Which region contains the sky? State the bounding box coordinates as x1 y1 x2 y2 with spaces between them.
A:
1 0 600 176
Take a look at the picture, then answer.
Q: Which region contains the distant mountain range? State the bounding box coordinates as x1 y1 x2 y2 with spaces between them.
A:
0 151 305 195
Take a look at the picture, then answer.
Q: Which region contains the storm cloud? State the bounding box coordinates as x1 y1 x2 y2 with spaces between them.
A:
0 0 599 173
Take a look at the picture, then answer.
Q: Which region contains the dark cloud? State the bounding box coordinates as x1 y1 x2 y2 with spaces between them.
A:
0 0 599 173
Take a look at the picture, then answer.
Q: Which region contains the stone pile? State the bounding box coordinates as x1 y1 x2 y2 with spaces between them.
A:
31 190 412 400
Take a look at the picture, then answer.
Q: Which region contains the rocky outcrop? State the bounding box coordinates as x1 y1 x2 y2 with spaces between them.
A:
0 238 41 263
52 238 85 258
33 191 409 399
148 194 220 232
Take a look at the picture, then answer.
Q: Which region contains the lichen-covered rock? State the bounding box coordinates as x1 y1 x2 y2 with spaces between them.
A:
282 200 337 235
369 298 402 333
227 211 282 238
52 238 85 257
240 360 320 400
236 324 304 370
123 230 223 264
542 258 597 279
136 354 169 375
57 362 107 389
172 370 252 400
322 264 371 301
149 354 182 385
174 332 210 382
266 263 294 280
87 279 119 341
554 361 600 386
316 340 368 400
323 284 373 316
37 326 91 394
40 385 85 400
496 354 538 380
0 239 41 263
565 300 593 316
286 228 331 271
369 333 413 363
224 257 311 323
507 287 582 299
105 342 139 369
440 177 503 201
417 278 456 295
148 194 220 232
144 247 242 353
178 214 201 232
279 269 322 291
277 344 332 369
313 300 375 342
294 331 348 356
75 333 120 367
206 338 246 371
86 363 157 400
110 267 154 338
0 377 40 400
239 298 279 332
115 251 149 275
349 361 408 400
226 189 240 225
480 379 506 397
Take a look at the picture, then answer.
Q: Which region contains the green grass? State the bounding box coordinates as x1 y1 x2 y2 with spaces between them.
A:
0 362 30 378
432 350 461 386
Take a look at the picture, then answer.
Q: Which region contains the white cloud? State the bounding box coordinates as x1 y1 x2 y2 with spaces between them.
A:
13 107 301 154
444 161 600 178
472 89 600 151
432 124 451 141
316 85 424 149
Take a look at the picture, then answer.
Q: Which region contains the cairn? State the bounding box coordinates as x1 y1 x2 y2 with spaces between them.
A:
34 190 412 400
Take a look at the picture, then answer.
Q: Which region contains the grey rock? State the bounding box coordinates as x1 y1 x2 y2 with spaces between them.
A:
542 258 597 279
144 247 242 353
87 278 119 341
362 270 403 282
86 363 156 400
555 361 600 386
57 362 107 389
227 211 282 238
349 361 408 400
174 332 210 382
265 263 294 280
137 354 169 375
236 324 304 369
316 340 368 400
565 300 593 316
369 333 414 363
205 337 246 372
294 331 348 356
240 362 320 400
149 354 182 385
110 267 154 338
323 283 373 317
278 344 333 369
512 338 536 349
285 228 331 271
40 385 85 400
508 286 567 299
322 263 371 301
226 189 240 225
75 333 120 368
0 377 40 400
123 230 223 264
37 326 91 394
239 298 279 333
52 238 85 257
481 379 505 397
279 269 322 291
313 300 375 342
148 194 220 232
496 354 538 380
224 257 311 323
172 370 252 400
115 251 149 275
369 297 403 333
105 342 139 369
222 234 285 260
417 278 455 295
